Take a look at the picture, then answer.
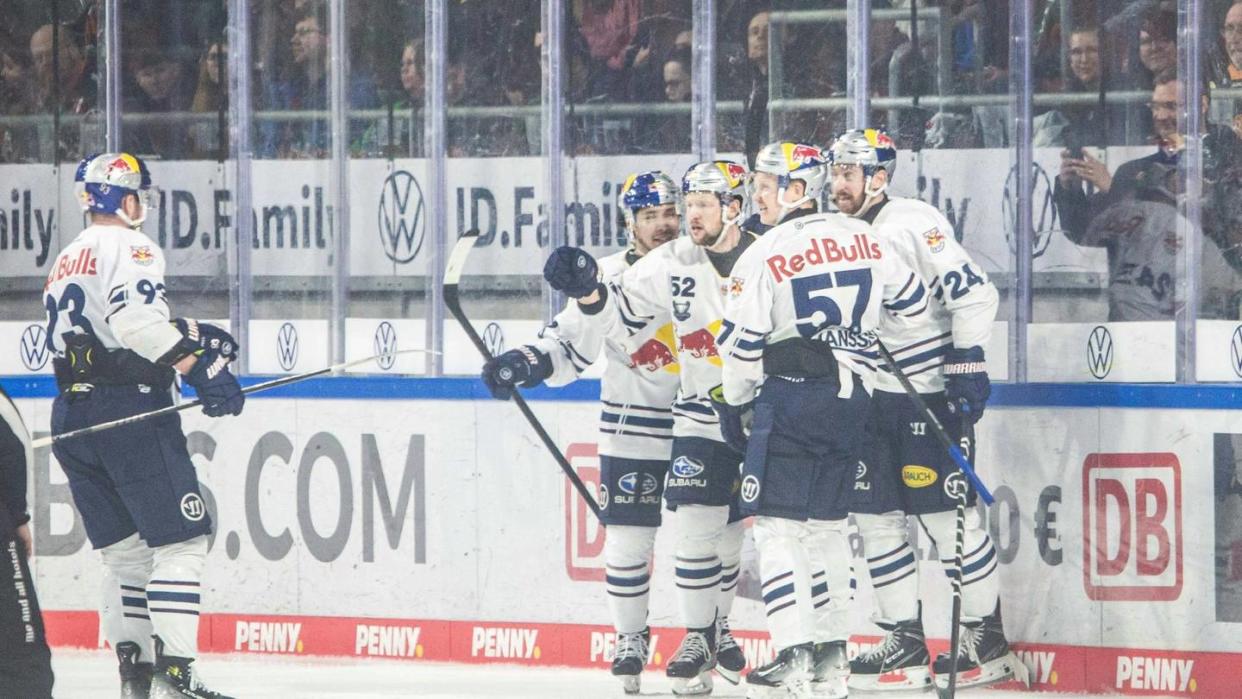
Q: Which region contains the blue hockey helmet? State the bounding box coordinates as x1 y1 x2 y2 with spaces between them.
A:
619 170 682 230
76 152 154 228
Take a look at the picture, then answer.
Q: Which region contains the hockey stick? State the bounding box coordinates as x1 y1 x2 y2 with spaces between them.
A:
442 229 605 523
32 349 436 449
873 340 994 506
942 419 973 699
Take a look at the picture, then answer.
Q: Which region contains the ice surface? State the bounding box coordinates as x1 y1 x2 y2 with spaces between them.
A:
50 649 1151 699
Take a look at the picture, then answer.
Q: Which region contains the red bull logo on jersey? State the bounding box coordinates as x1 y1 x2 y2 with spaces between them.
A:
130 245 155 266
766 234 883 284
678 328 718 359
923 228 946 253
630 339 676 372
785 143 824 167
44 247 98 291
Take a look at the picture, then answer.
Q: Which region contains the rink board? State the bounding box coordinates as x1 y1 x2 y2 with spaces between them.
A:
5 378 1242 696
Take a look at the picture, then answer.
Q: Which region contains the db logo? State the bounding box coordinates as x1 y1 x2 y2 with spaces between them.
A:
1082 453 1182 601
564 443 605 582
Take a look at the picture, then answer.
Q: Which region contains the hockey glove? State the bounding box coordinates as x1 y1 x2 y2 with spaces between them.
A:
481 346 554 400
944 346 990 424
172 318 239 362
183 348 245 417
543 246 602 298
709 384 752 453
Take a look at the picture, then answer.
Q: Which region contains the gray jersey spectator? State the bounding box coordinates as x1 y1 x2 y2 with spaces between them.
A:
1055 72 1242 320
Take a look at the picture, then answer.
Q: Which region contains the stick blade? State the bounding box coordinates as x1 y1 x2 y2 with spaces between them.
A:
444 229 481 289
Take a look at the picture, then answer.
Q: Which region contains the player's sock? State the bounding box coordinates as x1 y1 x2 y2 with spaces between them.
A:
147 536 208 659
917 509 1000 617
856 511 920 621
753 516 815 651
805 518 855 644
604 525 657 635
671 505 728 630
716 519 744 618
99 533 155 662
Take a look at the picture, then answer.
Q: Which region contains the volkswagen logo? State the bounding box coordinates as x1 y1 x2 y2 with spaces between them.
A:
276 322 299 371
19 324 49 371
482 322 505 358
374 321 398 370
1087 325 1113 380
378 170 425 263
1002 161 1057 258
1231 325 1242 379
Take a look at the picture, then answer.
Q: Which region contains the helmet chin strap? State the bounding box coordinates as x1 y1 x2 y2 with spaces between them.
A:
850 174 888 218
115 201 148 229
776 184 813 220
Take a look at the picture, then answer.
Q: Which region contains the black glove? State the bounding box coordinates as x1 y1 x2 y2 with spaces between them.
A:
944 346 990 424
481 346 553 400
709 385 752 453
543 246 601 298
173 318 239 362
183 348 244 417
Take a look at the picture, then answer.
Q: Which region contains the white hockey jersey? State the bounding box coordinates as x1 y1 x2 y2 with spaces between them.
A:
864 198 998 394
534 249 681 461
718 212 929 406
585 235 757 441
43 223 181 362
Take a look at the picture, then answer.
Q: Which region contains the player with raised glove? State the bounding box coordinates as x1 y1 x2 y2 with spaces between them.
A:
944 346 989 423
543 246 603 299
480 346 554 400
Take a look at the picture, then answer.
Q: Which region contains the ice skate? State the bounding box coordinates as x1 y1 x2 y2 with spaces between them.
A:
612 627 650 695
715 616 746 685
810 640 849 699
745 642 813 698
932 603 1029 694
150 637 233 699
848 613 931 692
117 641 153 699
667 628 716 695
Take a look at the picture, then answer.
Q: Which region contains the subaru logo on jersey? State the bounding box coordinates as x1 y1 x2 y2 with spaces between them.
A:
618 472 660 496
19 323 49 371
1231 325 1242 379
671 456 705 478
378 170 426 263
277 322 299 371
1087 325 1113 379
1001 162 1057 258
374 322 398 370
740 475 761 503
180 493 206 522
482 323 505 357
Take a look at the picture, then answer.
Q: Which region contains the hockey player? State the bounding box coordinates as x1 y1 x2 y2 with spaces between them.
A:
45 153 244 699
543 161 756 695
827 129 1021 691
480 171 682 694
714 142 904 699
0 384 55 697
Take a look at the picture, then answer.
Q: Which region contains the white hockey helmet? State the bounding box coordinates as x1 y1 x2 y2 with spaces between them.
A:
828 128 898 208
752 141 829 216
75 152 155 228
681 160 750 231
619 170 683 230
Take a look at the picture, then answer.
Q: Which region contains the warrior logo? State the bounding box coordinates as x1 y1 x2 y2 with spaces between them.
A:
19 324 49 371
1087 325 1114 380
378 170 426 264
277 322 299 371
740 474 761 503
180 493 206 522
374 322 398 370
